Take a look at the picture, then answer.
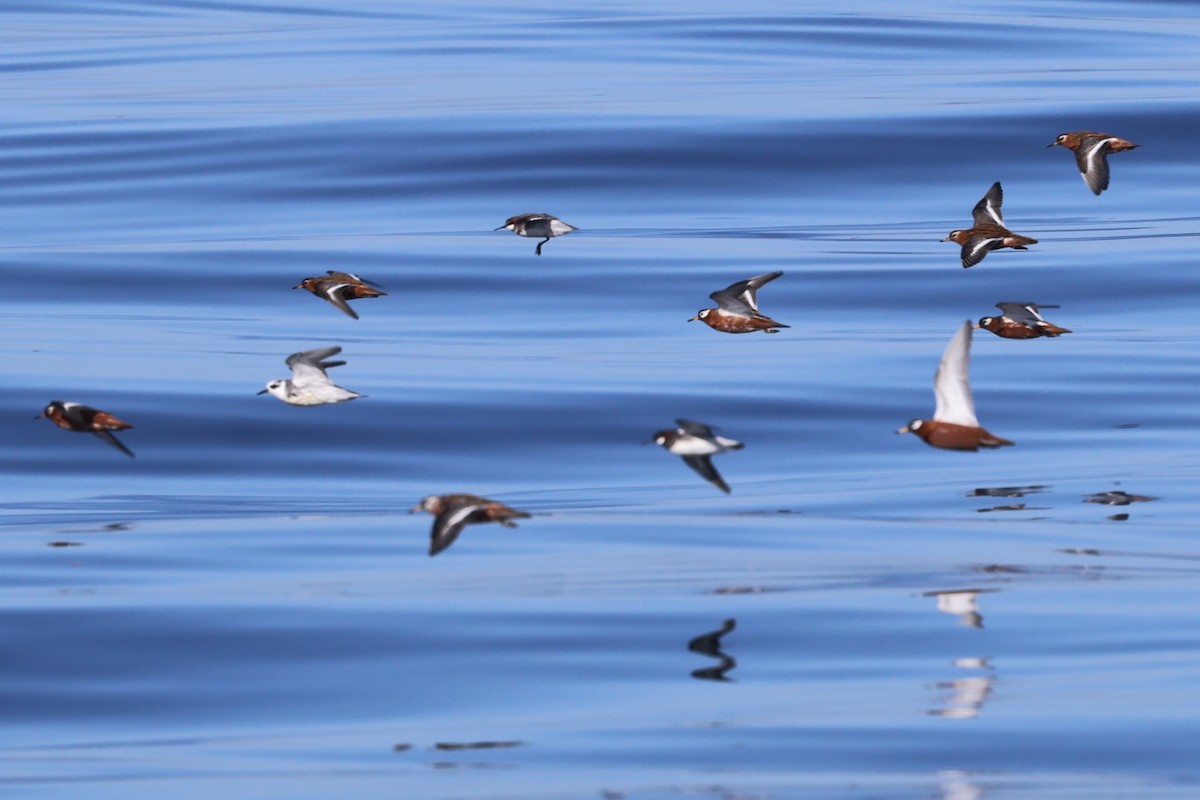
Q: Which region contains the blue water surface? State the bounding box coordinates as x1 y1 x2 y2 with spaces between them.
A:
3 1 1200 797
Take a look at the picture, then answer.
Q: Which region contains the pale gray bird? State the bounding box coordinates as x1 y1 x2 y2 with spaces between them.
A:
258 346 364 405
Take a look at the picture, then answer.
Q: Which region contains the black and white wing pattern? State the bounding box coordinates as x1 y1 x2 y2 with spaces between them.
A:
709 271 783 316
429 502 489 556
1075 137 1117 195
959 235 1005 269
970 182 1005 227
995 302 1056 326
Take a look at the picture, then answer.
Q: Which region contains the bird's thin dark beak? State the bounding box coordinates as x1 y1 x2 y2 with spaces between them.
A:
256 389 269 396
493 225 507 231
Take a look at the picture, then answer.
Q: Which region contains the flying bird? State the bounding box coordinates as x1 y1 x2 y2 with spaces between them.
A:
942 182 1038 268
410 493 532 556
651 418 744 493
258 346 364 405
494 213 577 256
976 302 1071 339
37 400 135 457
1049 131 1140 195
897 321 1014 450
689 271 789 334
294 271 387 320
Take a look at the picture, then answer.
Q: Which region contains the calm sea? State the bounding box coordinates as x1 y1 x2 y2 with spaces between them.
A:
3 1 1200 797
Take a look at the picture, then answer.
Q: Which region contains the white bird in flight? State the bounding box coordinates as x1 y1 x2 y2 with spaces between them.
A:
258 346 364 406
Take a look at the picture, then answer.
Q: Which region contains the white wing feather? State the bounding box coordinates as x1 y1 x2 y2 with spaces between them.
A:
932 321 979 427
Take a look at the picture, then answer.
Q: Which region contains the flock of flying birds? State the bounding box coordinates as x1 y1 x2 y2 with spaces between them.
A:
36 130 1138 555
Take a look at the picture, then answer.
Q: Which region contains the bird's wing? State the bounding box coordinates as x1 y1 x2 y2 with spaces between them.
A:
971 182 1005 226
710 271 782 314
960 235 1002 268
93 430 135 458
1076 138 1115 195
932 320 980 427
682 455 731 493
321 286 360 319
675 418 717 438
429 504 485 556
287 347 344 385
995 302 1051 324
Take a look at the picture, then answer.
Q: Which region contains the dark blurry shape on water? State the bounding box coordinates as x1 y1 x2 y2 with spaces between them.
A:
3 0 1200 798
688 617 738 682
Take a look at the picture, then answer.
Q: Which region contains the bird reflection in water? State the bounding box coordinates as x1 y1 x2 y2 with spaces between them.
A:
970 485 1049 498
922 588 999 629
976 502 1050 513
928 657 996 719
687 618 737 682
971 485 1050 512
1085 489 1157 522
1084 490 1157 506
937 769 986 800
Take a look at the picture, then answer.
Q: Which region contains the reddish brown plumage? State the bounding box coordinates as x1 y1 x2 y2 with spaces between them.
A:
902 420 1013 451
1051 131 1139 154
410 493 531 556
1049 131 1140 194
294 270 387 319
944 225 1038 248
88 411 133 431
37 400 135 457
691 308 789 334
39 401 132 433
943 182 1038 267
977 318 1071 339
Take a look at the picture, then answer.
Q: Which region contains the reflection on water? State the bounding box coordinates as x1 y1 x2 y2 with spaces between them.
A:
435 740 524 751
938 770 986 800
970 486 1049 498
975 502 1048 513
970 485 1050 512
929 659 997 720
971 564 1026 575
1084 489 1158 522
1084 490 1158 506
687 618 737 682
923 589 998 629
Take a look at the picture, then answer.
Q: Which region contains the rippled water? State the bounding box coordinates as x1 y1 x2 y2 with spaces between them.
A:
4 1 1200 797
